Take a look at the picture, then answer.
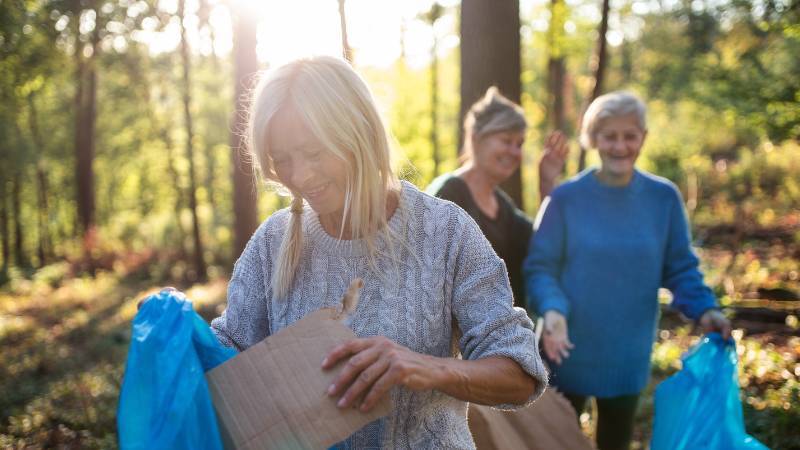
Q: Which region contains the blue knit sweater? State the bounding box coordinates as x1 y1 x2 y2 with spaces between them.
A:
523 168 717 397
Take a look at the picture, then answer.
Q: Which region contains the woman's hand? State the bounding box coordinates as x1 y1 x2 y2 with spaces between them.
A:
322 336 445 413
699 309 732 340
542 310 574 365
538 131 569 199
137 287 178 310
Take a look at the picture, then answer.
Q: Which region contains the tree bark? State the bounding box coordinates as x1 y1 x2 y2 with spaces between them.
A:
460 0 523 207
1 179 9 269
28 93 51 266
426 3 443 178
547 0 567 133
230 3 259 260
338 0 353 63
577 0 611 171
179 0 207 281
11 173 26 268
75 19 97 237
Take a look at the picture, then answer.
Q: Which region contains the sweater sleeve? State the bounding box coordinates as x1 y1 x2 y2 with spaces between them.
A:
662 189 717 320
523 195 570 317
210 222 273 351
449 208 548 407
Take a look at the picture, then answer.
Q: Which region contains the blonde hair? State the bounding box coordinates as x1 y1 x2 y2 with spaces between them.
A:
462 87 527 161
580 91 647 149
247 56 400 299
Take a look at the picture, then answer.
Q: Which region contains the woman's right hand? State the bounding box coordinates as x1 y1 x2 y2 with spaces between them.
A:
542 310 574 365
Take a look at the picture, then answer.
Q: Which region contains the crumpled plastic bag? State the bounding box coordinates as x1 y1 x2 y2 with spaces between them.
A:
650 332 769 450
117 290 237 450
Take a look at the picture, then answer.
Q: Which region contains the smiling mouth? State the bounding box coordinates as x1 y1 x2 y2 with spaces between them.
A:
305 183 329 198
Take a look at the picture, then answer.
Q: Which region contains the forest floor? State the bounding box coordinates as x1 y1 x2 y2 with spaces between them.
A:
0 233 798 449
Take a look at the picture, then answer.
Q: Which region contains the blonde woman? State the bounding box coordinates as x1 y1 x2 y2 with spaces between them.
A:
427 87 568 308
524 91 731 450
210 56 547 448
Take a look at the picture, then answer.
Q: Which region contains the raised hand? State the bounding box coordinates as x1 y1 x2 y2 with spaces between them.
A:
538 131 569 199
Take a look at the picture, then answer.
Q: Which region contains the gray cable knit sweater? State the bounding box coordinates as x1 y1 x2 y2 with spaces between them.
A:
211 181 548 449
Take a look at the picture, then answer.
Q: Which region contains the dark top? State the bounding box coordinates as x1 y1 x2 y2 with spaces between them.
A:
427 173 533 308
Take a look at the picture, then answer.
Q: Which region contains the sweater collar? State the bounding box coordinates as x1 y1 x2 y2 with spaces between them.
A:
303 180 413 257
584 167 644 194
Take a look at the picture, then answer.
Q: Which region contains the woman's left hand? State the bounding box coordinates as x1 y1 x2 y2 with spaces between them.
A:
699 309 732 340
322 336 444 413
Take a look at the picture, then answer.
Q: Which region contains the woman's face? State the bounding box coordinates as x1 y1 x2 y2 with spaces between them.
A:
472 129 525 183
595 114 646 179
267 104 349 222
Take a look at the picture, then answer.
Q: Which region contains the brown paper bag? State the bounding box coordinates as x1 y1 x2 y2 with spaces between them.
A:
469 389 595 450
206 306 391 450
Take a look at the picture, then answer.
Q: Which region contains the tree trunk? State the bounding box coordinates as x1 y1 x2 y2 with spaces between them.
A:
547 0 567 133
11 173 26 268
577 0 611 171
74 14 99 273
28 94 52 266
179 0 207 281
460 0 523 207
1 179 9 269
338 0 353 63
199 0 219 219
230 4 259 260
430 36 440 178
164 127 189 256
75 26 97 237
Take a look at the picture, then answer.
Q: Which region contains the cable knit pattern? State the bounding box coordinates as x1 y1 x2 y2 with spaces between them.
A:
211 181 547 449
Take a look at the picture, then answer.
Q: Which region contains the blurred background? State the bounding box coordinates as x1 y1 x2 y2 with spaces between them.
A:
0 0 798 447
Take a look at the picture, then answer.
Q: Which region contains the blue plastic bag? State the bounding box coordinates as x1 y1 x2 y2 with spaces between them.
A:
117 290 237 450
650 333 769 450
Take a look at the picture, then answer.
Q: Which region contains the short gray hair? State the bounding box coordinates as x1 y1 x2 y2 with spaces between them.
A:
580 91 647 149
462 87 527 160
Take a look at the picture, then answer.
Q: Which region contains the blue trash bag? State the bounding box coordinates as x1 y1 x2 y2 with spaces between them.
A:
650 333 769 450
117 290 237 450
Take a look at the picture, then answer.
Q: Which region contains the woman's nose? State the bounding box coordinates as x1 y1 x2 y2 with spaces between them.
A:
292 160 315 188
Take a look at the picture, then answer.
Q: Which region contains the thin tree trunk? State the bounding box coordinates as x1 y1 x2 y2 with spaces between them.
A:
11 173 25 268
338 0 353 63
577 0 611 171
460 0 523 206
199 0 219 218
163 127 189 255
178 0 207 281
430 32 439 177
74 14 99 274
28 94 52 265
230 3 259 259
1 179 9 269
547 0 567 133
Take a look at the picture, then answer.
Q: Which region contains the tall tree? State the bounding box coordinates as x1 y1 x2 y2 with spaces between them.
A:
230 3 259 259
0 178 9 270
27 93 52 266
577 0 610 171
547 0 568 133
337 0 353 63
178 0 207 281
422 3 444 177
11 172 26 268
460 0 523 206
73 8 100 248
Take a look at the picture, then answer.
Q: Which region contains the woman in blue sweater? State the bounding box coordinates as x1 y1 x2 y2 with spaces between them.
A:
523 91 731 450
